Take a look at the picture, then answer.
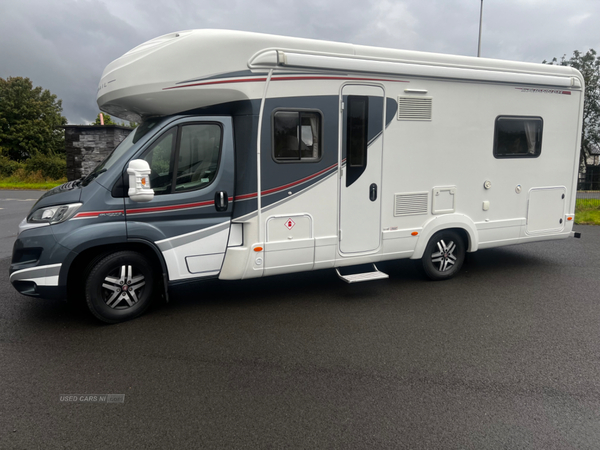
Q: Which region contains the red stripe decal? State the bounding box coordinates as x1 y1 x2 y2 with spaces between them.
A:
261 162 338 195
235 192 257 201
165 75 408 90
234 162 338 201
127 200 214 215
75 165 334 216
164 77 268 90
272 75 408 83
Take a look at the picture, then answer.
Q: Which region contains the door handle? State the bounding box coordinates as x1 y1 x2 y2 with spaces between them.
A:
214 191 228 212
369 183 377 202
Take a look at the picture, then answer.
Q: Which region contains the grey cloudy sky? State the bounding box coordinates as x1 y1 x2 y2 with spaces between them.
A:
1 0 599 124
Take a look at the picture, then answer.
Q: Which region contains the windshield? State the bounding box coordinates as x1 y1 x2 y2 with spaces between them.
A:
82 118 163 186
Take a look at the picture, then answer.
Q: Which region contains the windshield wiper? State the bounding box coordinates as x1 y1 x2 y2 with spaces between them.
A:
82 168 107 186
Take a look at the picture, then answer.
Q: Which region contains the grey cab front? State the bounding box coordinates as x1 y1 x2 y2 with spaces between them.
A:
9 115 236 323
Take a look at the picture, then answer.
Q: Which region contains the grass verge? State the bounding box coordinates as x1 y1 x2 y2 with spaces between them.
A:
0 181 65 190
575 206 600 225
575 195 600 225
0 170 66 190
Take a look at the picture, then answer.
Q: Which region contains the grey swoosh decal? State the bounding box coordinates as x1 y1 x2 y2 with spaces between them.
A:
155 221 231 251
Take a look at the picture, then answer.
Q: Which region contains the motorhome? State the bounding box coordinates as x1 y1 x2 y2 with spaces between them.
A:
9 30 583 322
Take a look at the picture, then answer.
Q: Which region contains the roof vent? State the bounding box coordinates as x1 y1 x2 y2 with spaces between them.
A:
398 96 432 121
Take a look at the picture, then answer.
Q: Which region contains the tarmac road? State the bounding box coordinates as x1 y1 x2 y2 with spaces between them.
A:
0 190 44 259
1 190 600 449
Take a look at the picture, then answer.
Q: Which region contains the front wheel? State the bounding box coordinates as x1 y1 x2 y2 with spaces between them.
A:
422 230 465 281
85 251 156 323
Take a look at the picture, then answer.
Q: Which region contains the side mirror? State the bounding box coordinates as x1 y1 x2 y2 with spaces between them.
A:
127 159 154 202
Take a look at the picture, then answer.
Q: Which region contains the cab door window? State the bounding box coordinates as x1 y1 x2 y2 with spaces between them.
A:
143 128 176 195
141 123 222 195
175 124 222 192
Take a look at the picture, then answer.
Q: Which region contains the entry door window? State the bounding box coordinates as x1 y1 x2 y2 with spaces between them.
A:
346 96 369 186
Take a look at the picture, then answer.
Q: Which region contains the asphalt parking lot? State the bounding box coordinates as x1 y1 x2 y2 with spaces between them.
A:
1 190 600 449
0 190 44 259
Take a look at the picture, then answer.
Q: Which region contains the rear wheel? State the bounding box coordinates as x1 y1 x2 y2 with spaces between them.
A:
422 230 465 281
85 251 155 323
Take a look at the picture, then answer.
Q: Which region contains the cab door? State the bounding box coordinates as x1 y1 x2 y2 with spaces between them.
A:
339 85 385 254
124 116 235 282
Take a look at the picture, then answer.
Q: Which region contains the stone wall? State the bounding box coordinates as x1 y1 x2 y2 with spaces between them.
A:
64 125 133 181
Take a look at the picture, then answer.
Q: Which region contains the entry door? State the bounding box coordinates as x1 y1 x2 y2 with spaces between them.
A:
339 85 385 254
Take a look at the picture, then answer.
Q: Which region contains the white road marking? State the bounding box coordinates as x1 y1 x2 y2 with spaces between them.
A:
0 198 38 201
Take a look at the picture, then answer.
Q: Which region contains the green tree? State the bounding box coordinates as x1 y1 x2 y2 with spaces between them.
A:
0 76 67 161
93 112 118 125
544 50 600 171
93 112 137 128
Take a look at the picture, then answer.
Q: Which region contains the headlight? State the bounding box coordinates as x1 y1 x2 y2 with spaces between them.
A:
27 203 83 224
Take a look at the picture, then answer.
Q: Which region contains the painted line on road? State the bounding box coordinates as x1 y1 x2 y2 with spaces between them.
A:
0 198 38 201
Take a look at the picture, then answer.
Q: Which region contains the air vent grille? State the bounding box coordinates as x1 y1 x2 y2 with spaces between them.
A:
394 192 429 216
398 96 432 121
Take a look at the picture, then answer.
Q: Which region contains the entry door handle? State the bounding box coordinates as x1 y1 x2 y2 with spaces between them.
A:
215 191 228 211
369 183 377 202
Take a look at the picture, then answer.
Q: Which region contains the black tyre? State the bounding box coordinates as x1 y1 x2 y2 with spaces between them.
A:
422 230 465 281
85 251 155 323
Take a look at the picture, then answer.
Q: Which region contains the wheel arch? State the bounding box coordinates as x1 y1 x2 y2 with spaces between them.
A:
65 239 168 303
410 214 479 260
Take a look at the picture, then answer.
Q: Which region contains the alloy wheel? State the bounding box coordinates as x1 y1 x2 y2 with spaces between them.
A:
101 264 146 309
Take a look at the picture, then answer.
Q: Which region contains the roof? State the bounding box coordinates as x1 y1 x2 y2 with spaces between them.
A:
97 29 583 121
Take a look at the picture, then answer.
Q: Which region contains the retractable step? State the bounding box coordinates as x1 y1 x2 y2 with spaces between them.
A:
335 264 389 284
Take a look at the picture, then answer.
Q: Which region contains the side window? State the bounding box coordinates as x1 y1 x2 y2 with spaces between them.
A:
141 123 222 195
273 110 321 162
175 124 222 192
143 128 176 195
494 116 543 158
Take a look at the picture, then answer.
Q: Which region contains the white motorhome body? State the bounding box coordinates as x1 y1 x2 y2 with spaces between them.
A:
97 29 583 285
11 29 583 322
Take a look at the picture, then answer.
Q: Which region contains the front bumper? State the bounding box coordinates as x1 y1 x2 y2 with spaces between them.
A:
9 225 69 300
9 263 65 298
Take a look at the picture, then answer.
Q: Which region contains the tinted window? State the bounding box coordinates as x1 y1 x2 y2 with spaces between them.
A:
273 111 321 162
345 96 369 187
143 129 176 195
141 123 222 195
494 116 543 158
347 96 368 167
175 124 222 192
